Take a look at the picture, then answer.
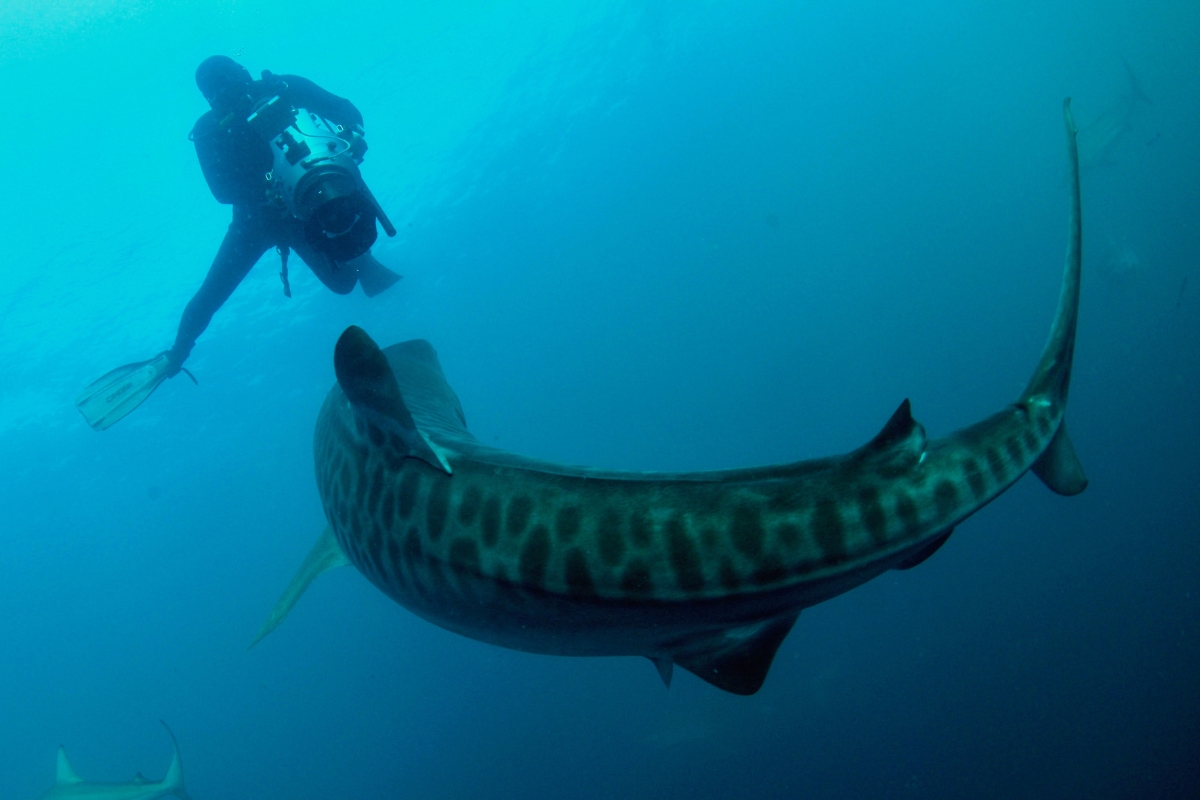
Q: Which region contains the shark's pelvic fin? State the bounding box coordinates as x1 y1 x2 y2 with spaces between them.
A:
1031 422 1088 495
650 657 674 689
250 525 349 649
894 528 954 570
335 325 451 474
55 747 82 784
673 613 799 695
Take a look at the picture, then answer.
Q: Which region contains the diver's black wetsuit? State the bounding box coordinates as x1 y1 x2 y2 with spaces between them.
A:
170 71 390 367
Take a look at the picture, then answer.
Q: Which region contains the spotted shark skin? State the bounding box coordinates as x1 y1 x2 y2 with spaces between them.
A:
258 101 1087 695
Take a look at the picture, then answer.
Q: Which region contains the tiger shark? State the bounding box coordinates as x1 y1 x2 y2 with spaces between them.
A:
254 100 1087 695
41 723 189 800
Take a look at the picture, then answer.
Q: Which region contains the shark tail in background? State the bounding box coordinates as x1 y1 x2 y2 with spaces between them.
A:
160 721 191 800
1121 58 1152 106
1022 98 1087 497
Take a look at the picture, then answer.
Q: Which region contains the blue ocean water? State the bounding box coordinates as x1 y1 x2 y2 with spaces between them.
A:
1 0 1197 797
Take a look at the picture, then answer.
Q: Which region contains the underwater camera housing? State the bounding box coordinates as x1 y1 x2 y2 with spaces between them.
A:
247 96 396 261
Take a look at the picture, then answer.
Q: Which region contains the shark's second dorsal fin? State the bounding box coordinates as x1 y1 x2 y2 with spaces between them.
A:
673 613 799 695
334 326 451 474
854 399 927 471
56 747 82 784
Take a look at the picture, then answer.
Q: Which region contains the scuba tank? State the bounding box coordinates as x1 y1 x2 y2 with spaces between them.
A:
246 95 396 261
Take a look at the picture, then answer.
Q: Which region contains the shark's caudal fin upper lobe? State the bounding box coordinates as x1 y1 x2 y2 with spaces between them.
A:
160 721 190 800
1022 99 1087 497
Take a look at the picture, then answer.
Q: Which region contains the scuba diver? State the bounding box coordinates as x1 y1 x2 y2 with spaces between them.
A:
77 56 401 430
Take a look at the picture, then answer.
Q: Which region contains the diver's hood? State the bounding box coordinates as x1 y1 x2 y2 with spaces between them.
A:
196 55 253 106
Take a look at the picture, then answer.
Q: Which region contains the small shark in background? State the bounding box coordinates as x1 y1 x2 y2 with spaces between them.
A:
41 723 189 800
253 101 1088 696
1078 59 1152 170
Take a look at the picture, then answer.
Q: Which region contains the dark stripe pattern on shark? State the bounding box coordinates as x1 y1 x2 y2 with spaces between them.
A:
257 100 1087 695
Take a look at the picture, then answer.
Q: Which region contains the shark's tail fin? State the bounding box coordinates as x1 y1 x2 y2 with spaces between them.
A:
1022 99 1087 496
160 721 190 800
1121 58 1152 106
1022 99 1083 410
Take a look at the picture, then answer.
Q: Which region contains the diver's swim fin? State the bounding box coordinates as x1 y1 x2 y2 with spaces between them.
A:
75 353 174 431
349 252 402 297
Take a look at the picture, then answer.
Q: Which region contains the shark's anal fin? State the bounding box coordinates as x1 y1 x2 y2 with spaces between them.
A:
335 326 451 474
250 525 349 649
650 657 674 689
1031 422 1088 495
894 528 954 570
673 613 799 696
56 747 82 784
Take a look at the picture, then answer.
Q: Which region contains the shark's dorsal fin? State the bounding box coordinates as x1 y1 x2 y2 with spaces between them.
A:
334 326 451 474
382 339 472 442
673 613 799 695
132 772 148 784
56 746 82 784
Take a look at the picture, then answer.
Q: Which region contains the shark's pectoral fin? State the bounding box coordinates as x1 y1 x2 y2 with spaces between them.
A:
250 525 349 649
55 747 82 784
672 613 799 695
335 325 451 474
649 657 674 689
1031 422 1088 495
894 528 954 570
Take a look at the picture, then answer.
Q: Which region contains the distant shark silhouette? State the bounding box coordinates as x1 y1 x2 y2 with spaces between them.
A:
1078 59 1151 170
254 101 1088 696
42 722 189 800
